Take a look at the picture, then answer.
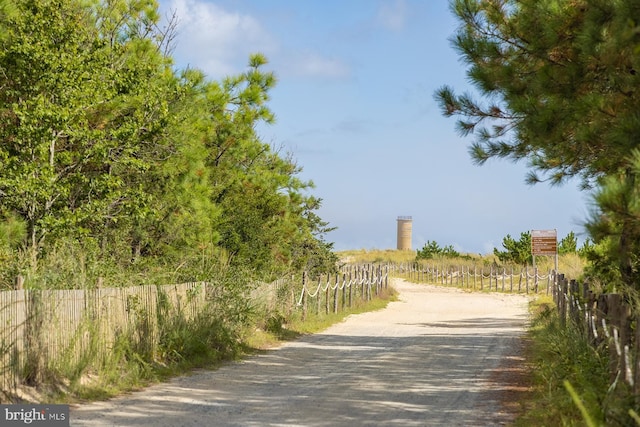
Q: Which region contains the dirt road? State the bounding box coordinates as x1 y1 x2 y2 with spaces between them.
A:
71 279 530 426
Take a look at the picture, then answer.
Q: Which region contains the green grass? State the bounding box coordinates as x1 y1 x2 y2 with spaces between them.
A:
513 296 617 426
38 283 397 404
244 285 397 350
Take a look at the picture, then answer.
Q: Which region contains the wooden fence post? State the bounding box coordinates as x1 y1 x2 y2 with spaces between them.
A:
325 274 330 315
569 280 580 325
518 269 522 293
342 273 347 310
14 275 24 290
24 290 44 386
635 313 640 404
348 270 353 308
316 275 321 315
333 274 339 314
301 271 307 321
385 264 389 289
510 267 514 292
563 276 569 326
605 294 622 384
366 266 372 301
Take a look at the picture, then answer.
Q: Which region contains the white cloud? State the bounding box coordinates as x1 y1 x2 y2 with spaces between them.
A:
165 0 275 78
284 51 351 79
162 0 351 81
376 0 408 32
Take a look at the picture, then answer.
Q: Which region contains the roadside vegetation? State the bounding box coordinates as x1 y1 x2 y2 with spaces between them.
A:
0 0 345 403
19 275 396 404
514 297 611 426
0 0 339 294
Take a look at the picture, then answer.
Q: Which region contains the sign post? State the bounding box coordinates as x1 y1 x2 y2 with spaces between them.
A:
531 229 558 292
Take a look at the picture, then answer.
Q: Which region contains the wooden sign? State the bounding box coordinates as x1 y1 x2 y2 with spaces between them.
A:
531 229 557 256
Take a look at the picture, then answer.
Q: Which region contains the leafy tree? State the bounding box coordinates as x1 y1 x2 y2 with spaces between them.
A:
578 238 595 258
289 196 338 276
494 232 531 265
0 0 175 262
0 0 337 286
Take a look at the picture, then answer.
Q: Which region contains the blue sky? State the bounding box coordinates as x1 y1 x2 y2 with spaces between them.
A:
159 0 591 254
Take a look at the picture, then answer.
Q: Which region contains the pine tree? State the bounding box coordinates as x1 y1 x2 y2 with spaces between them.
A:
436 0 640 188
437 0 640 289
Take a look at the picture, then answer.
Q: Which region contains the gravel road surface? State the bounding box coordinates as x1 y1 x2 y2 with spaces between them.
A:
71 279 530 426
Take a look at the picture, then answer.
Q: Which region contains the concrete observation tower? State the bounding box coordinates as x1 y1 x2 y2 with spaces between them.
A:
396 216 413 250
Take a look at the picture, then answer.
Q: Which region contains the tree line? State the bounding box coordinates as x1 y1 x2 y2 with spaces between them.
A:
0 0 336 289
416 231 584 265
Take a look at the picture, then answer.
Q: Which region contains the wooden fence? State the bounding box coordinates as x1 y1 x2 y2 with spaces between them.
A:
392 262 555 293
0 282 212 400
0 266 387 401
553 275 640 398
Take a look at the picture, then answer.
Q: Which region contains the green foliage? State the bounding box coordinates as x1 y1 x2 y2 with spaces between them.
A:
416 240 460 260
157 305 241 365
0 0 336 287
516 300 609 426
558 231 578 255
0 0 340 403
0 0 175 258
585 150 640 290
0 213 26 249
494 232 532 265
564 380 598 427
438 0 640 294
437 0 640 188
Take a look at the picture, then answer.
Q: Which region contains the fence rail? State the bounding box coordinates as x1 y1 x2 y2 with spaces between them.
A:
392 262 555 293
553 275 640 399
